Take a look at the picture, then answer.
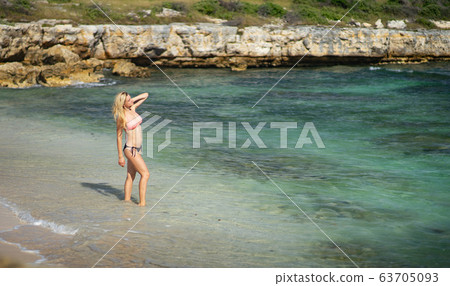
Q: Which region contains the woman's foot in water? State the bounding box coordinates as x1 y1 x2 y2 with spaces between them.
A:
137 202 146 207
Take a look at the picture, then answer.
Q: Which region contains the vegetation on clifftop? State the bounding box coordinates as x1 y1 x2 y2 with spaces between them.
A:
0 0 449 28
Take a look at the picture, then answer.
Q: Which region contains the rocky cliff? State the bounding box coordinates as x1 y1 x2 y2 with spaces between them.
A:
0 22 449 88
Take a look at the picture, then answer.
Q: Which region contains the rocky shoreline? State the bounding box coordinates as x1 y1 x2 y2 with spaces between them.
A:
1 22 449 88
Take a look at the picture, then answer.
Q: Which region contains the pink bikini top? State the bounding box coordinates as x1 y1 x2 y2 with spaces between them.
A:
126 115 142 130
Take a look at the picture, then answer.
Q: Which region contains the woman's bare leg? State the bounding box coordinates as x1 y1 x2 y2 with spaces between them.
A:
124 149 150 206
124 158 137 201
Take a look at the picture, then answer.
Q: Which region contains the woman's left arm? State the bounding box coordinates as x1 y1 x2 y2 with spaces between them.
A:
131 93 148 109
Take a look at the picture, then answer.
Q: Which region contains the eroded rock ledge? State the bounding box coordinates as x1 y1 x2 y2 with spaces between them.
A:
1 23 449 88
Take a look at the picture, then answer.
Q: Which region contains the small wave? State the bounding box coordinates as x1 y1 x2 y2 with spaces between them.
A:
66 79 117 89
386 68 414 73
3 79 117 90
13 84 44 90
0 198 78 236
0 236 46 264
18 212 79 235
369 66 414 73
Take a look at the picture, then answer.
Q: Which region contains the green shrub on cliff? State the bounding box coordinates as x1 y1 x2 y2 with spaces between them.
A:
257 2 286 18
71 2 120 23
422 0 439 5
219 0 260 16
150 2 188 15
194 0 286 19
85 5 104 21
0 0 32 18
291 0 449 27
193 0 221 15
352 1 382 15
162 2 188 12
416 17 436 28
290 1 345 25
11 0 32 14
330 0 351 9
240 2 259 15
48 0 72 3
420 4 442 19
218 0 242 12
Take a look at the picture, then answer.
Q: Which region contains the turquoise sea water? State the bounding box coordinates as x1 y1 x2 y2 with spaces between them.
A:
0 63 449 267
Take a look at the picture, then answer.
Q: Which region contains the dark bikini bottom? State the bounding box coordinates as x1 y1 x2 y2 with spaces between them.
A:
123 144 142 156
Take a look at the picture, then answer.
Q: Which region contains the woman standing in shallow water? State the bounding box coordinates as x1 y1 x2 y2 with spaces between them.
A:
112 91 149 206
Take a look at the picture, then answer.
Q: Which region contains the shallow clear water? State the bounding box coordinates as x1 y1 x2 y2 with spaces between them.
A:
0 63 449 267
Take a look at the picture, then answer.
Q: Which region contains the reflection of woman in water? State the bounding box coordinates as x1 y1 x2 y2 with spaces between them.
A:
112 91 149 206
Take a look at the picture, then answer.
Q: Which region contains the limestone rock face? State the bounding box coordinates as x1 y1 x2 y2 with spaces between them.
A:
38 60 104 87
102 26 140 59
2 22 448 64
431 20 450 29
42 44 81 64
388 30 450 58
156 8 182 17
41 24 98 59
388 20 407 30
0 22 449 87
0 62 40 88
112 60 151 78
375 19 384 29
0 24 41 62
37 19 72 26
0 59 104 88
229 57 248 71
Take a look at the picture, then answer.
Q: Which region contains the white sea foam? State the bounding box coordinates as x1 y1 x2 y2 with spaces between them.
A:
0 236 46 264
14 84 44 90
369 66 414 73
64 79 117 88
12 79 117 89
387 68 414 73
0 198 79 236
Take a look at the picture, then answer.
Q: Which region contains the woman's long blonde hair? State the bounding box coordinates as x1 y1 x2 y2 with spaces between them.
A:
112 91 128 129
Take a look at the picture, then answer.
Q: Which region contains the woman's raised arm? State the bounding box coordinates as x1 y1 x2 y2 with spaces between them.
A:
131 93 148 109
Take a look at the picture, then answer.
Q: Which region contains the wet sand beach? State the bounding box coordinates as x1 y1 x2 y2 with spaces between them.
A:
0 203 42 267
